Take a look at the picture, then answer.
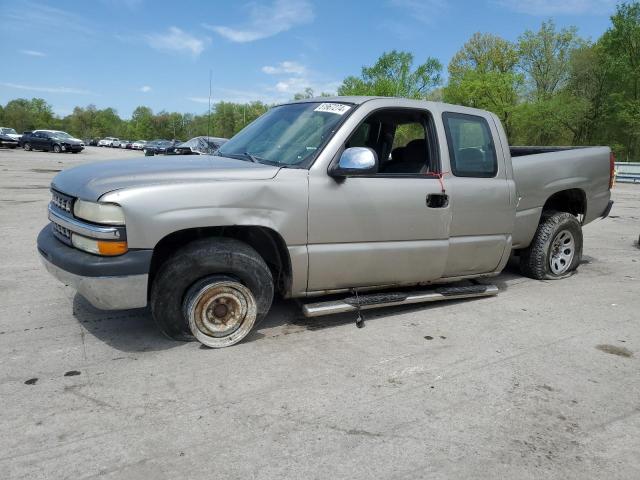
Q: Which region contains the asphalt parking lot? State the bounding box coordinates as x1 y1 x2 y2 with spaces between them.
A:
1 146 639 479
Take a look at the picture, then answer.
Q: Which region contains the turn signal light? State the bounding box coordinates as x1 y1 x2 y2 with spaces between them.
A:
97 241 128 256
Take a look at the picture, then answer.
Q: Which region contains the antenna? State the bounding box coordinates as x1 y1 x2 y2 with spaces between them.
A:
207 69 212 139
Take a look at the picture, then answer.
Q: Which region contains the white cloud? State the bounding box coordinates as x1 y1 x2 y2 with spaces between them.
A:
389 0 447 24
139 85 152 92
261 61 306 75
20 49 46 57
203 0 314 43
4 2 94 35
144 27 208 57
0 82 92 95
495 0 617 15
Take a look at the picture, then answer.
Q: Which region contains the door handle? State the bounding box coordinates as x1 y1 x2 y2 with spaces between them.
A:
426 193 449 208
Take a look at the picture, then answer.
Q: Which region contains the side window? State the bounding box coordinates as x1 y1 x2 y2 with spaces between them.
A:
443 113 497 178
344 109 436 175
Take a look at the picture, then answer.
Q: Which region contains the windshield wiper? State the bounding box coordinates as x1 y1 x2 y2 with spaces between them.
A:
242 152 260 163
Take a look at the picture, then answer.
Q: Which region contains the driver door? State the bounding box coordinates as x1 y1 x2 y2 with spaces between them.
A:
306 108 451 292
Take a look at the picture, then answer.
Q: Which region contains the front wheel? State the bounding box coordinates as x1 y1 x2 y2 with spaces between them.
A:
52 144 61 153
520 211 583 280
23 142 32 151
150 238 274 347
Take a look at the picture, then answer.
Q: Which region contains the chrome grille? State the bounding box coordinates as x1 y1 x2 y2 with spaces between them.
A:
53 222 71 240
51 190 74 214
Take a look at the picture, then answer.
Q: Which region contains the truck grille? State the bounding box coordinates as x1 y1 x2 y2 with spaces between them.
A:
51 190 74 214
53 222 72 242
49 190 75 245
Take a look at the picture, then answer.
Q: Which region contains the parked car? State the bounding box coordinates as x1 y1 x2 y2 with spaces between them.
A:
32 130 84 146
166 136 228 155
83 138 99 146
119 140 132 149
0 127 22 142
0 132 19 148
98 137 119 147
37 97 614 348
21 130 84 153
143 139 174 154
131 140 148 150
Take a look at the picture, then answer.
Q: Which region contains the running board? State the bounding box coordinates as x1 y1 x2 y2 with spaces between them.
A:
302 284 499 318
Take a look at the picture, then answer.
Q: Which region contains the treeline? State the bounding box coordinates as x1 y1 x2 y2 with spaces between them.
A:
0 98 270 141
339 3 640 161
0 2 638 159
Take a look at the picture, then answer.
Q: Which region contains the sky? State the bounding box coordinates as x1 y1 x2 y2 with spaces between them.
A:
0 0 620 118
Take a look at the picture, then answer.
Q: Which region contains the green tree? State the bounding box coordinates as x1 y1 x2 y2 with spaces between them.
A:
444 33 522 136
338 50 442 98
518 20 583 99
130 106 154 140
600 1 640 160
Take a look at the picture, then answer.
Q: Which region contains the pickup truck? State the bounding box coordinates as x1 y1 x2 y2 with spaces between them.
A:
37 97 614 348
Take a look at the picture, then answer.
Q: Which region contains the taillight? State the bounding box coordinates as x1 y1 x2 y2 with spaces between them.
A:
609 151 616 189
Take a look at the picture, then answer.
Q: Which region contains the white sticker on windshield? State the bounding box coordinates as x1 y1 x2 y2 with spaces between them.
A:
314 103 351 115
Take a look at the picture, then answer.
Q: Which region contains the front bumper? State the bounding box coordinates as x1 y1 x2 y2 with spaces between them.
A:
37 225 152 310
61 144 83 152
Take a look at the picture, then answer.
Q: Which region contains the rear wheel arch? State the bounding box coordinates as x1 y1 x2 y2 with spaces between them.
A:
148 225 292 298
542 188 586 219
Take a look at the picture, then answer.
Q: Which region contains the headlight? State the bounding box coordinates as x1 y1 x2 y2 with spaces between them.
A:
72 234 128 256
73 200 125 225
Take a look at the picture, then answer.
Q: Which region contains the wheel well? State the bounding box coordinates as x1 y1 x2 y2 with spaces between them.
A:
542 189 586 219
148 226 292 298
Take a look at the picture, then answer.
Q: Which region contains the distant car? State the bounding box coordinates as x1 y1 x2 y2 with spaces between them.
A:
21 131 84 153
143 139 174 154
131 140 148 150
0 133 19 148
0 127 22 142
98 137 119 147
166 136 228 155
83 138 99 146
118 140 132 149
32 130 84 146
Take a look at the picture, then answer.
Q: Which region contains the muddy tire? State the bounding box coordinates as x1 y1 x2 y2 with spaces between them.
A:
520 211 583 280
150 238 273 346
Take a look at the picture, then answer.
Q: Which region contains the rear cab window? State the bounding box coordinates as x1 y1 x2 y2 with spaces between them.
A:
442 112 497 178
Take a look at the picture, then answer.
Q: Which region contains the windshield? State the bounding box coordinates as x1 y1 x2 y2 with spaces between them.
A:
2 128 18 135
217 102 352 166
52 131 72 138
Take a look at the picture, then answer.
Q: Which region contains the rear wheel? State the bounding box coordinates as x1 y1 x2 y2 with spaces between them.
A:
150 238 274 347
520 211 583 280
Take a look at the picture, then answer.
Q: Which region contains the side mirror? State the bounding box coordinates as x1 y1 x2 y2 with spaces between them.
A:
330 147 378 177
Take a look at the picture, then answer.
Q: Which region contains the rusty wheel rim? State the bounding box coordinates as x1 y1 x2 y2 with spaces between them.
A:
184 279 257 348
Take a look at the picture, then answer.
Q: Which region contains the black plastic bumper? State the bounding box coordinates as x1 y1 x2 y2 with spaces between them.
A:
601 200 614 219
37 224 152 277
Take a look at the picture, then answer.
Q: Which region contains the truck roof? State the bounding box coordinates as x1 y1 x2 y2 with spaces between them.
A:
285 96 493 116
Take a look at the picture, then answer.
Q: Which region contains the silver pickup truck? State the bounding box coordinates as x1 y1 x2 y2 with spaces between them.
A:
37 97 614 347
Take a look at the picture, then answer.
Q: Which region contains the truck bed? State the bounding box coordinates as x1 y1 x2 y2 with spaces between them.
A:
510 146 612 249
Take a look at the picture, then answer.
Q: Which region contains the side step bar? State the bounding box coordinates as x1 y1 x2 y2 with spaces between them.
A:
302 284 499 318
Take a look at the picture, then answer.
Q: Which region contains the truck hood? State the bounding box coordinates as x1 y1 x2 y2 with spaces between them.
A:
51 155 281 200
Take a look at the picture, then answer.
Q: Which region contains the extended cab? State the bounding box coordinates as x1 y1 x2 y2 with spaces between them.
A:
37 97 614 347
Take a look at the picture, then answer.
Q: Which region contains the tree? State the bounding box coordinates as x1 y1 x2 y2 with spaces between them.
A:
2 98 54 132
600 1 640 160
444 33 522 136
130 106 154 140
338 50 442 99
518 20 583 99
